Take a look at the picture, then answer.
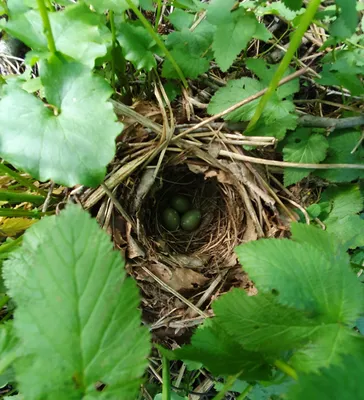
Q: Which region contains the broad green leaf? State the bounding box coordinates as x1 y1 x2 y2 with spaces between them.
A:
329 0 358 39
84 0 138 14
212 9 271 72
168 9 195 30
282 129 329 186
319 184 364 249
208 75 298 139
139 0 154 11
289 355 364 399
214 290 364 373
3 205 150 399
235 225 364 324
256 1 303 21
318 49 364 96
117 22 157 71
283 0 303 11
162 22 214 78
213 290 320 353
314 130 364 182
3 2 108 68
0 56 121 187
207 0 235 25
172 321 271 379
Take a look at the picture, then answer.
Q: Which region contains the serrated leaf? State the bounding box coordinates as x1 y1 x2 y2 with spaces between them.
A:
289 354 364 400
213 290 319 353
207 0 235 25
329 0 358 39
314 130 364 182
117 22 157 71
84 0 138 14
168 9 195 30
3 2 108 68
3 205 150 399
257 1 302 20
162 22 214 78
283 129 329 186
235 225 364 324
208 73 298 139
172 321 271 379
0 56 121 187
212 9 271 72
283 0 303 11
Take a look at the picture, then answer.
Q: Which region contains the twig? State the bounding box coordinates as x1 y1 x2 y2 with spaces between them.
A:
219 149 364 170
42 181 55 212
299 115 364 130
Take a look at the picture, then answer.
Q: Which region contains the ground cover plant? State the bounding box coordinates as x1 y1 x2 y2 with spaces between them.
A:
0 0 363 398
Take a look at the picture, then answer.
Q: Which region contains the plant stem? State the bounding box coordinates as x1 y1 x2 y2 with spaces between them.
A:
109 10 117 90
0 209 53 218
36 0 57 54
274 360 298 381
0 190 45 206
0 236 23 255
0 163 47 196
124 0 188 88
236 384 253 400
246 0 321 132
212 374 240 400
155 0 162 30
162 355 171 400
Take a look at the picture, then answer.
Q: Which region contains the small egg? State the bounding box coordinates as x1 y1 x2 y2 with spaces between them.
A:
162 208 180 231
181 209 201 232
170 195 191 213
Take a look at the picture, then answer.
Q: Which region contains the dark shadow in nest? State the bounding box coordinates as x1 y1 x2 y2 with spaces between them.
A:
143 165 225 255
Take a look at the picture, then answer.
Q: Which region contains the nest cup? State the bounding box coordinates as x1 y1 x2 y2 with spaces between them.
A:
136 161 246 265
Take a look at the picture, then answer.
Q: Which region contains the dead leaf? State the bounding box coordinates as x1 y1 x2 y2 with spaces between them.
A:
0 218 36 237
126 222 145 259
187 163 209 175
242 215 258 242
204 169 233 185
149 264 208 293
170 254 208 269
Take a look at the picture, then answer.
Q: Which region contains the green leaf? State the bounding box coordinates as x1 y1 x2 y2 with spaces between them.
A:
172 321 271 379
162 22 214 78
329 0 358 39
0 322 18 375
212 9 271 72
207 0 235 25
282 129 329 186
319 184 364 249
0 56 121 187
283 0 303 11
3 205 150 399
235 224 363 324
84 0 139 14
289 355 364 400
3 2 108 68
208 69 298 139
139 0 154 11
314 130 364 182
168 9 195 30
257 1 303 21
117 22 157 71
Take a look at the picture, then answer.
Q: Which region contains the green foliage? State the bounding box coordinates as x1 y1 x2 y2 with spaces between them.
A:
208 59 299 139
0 56 121 187
2 1 109 68
314 130 364 182
283 0 303 11
314 184 364 250
172 223 364 383
84 0 139 14
329 0 358 39
283 129 329 186
289 355 364 400
117 22 157 71
208 7 271 72
2 205 150 399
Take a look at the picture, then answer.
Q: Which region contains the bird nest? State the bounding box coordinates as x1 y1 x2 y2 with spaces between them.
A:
79 100 294 335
